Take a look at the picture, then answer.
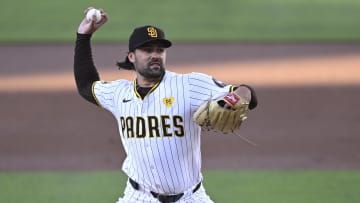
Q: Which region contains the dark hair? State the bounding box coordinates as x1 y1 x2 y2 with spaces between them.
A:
116 55 135 70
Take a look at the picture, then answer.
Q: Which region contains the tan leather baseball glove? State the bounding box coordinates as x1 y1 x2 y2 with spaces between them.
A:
193 92 249 133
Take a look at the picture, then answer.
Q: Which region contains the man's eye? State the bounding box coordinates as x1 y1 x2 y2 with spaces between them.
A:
143 48 152 53
141 47 164 53
157 48 164 53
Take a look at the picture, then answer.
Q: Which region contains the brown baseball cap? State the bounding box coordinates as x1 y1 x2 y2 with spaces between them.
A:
117 25 172 70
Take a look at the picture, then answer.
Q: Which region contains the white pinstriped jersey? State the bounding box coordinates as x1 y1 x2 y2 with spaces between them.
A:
93 71 232 194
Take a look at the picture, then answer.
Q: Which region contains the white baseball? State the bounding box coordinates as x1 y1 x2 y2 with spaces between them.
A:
86 8 102 23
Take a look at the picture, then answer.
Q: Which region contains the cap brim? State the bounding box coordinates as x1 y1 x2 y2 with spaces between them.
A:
133 39 172 50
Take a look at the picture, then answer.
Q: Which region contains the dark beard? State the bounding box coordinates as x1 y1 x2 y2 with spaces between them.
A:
137 61 165 79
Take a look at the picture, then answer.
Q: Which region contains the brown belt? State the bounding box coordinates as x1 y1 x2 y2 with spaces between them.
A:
129 178 201 203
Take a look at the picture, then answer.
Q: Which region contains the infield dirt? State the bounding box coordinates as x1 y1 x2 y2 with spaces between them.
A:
1 43 359 171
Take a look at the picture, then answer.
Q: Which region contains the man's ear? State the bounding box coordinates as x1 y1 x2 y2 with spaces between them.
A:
128 52 135 63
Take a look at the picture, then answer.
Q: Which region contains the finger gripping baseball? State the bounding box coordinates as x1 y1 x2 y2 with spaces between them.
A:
194 92 249 133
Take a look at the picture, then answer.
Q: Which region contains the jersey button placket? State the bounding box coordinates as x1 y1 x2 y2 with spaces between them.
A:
140 99 147 114
137 101 142 113
147 145 156 171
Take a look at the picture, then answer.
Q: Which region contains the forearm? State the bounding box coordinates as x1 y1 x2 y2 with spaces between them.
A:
73 33 100 105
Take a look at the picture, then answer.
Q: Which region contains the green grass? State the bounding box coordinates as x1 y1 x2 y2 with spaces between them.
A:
0 171 125 203
0 0 360 42
1 170 360 203
206 170 360 203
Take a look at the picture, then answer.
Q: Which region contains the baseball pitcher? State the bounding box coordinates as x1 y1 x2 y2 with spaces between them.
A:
74 7 258 203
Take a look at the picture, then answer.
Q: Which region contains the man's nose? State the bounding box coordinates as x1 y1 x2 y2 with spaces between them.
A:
150 51 161 58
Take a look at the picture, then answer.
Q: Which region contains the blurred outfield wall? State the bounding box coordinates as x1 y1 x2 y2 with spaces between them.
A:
0 0 360 42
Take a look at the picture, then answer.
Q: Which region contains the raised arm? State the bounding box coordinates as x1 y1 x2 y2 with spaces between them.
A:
73 7 108 105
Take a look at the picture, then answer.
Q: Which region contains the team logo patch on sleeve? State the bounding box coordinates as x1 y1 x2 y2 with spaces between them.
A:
212 77 228 88
163 97 175 108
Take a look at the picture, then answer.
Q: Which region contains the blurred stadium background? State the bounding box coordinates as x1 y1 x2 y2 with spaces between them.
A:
1 0 360 202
